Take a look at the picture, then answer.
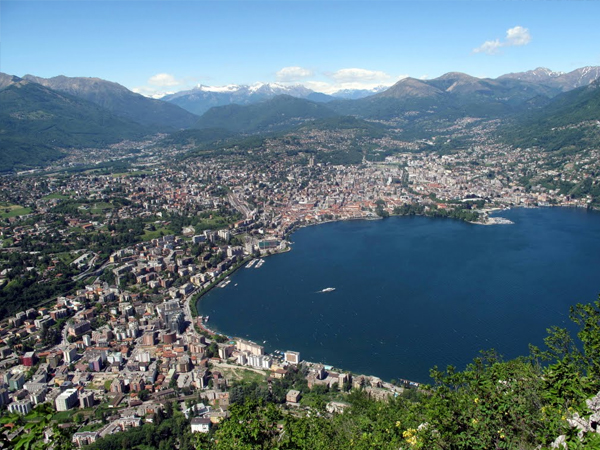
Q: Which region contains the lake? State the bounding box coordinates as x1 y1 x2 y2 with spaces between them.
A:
197 207 600 383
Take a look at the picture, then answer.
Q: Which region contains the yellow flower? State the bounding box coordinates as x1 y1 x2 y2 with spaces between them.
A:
396 421 401 427
472 418 478 425
474 397 479 404
403 429 419 447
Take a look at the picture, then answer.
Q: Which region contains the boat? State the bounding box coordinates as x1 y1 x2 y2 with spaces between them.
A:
255 259 265 268
320 287 336 293
246 259 257 268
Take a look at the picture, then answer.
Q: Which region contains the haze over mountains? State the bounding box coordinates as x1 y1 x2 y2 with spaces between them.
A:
1 65 600 172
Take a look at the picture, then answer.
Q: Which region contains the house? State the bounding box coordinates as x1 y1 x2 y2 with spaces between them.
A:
190 417 211 433
286 389 301 405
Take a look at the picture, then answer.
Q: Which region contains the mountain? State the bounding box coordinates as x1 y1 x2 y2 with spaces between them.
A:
500 79 600 152
330 86 389 100
162 83 328 115
193 95 339 133
23 74 198 130
497 67 564 84
0 73 21 90
0 76 147 172
499 66 600 92
327 72 560 124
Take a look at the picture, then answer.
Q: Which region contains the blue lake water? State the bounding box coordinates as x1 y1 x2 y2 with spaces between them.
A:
197 207 600 383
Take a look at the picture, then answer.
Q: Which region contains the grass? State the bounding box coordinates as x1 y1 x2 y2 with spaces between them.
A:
142 227 176 241
52 411 75 422
0 204 32 218
43 193 70 200
89 202 115 214
216 365 268 383
56 252 77 265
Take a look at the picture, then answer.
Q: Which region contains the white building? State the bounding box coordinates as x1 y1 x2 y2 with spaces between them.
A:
191 417 211 433
55 388 79 411
8 400 32 415
284 351 300 365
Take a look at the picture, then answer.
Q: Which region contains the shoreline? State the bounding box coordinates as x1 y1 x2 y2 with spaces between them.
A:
190 204 598 385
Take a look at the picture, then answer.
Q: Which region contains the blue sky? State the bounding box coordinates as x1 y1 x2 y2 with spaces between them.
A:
2 0 600 96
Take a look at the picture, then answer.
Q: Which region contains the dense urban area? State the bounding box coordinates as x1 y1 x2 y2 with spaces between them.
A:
2 112 600 449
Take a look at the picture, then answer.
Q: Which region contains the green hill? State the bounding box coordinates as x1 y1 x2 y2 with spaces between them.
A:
500 79 600 152
23 74 199 130
194 95 339 133
0 79 148 172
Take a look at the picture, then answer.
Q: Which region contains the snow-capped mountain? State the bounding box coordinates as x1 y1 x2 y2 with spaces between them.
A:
161 82 323 115
498 66 600 92
330 85 389 100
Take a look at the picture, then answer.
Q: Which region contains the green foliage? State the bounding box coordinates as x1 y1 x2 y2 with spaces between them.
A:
500 80 600 153
0 82 148 172
86 412 192 450
194 95 338 133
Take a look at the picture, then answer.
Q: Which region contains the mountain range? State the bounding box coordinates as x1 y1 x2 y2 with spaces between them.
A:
160 66 600 116
1 65 600 172
22 74 199 130
161 83 337 116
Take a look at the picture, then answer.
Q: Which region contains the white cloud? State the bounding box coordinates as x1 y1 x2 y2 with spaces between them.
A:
506 26 531 46
131 86 174 99
473 39 503 55
276 66 313 82
132 73 189 98
473 26 531 55
329 68 392 83
300 71 406 95
148 73 180 87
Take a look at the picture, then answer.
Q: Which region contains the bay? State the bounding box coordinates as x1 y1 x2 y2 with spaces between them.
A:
197 207 600 383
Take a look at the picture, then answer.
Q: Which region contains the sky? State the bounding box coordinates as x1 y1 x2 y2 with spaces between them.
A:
2 0 600 97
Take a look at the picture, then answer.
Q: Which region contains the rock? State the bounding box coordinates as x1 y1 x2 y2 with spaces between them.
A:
550 435 567 449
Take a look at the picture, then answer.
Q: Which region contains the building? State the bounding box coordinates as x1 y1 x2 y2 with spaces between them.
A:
55 388 79 411
286 390 301 405
72 432 100 448
110 378 126 394
0 389 9 406
190 417 211 433
67 321 91 337
63 346 79 364
47 353 62 369
162 331 177 344
8 373 25 391
236 339 264 356
79 391 94 408
142 332 155 346
8 399 32 415
284 351 300 365
21 351 37 367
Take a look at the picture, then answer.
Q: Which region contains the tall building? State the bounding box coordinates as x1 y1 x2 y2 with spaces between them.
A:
236 339 264 356
8 400 32 415
55 388 79 411
21 351 37 367
63 346 79 364
79 391 94 408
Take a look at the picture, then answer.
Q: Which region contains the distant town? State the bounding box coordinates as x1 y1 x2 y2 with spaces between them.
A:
0 119 598 446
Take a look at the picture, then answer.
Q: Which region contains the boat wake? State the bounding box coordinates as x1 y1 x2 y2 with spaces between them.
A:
317 287 336 293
